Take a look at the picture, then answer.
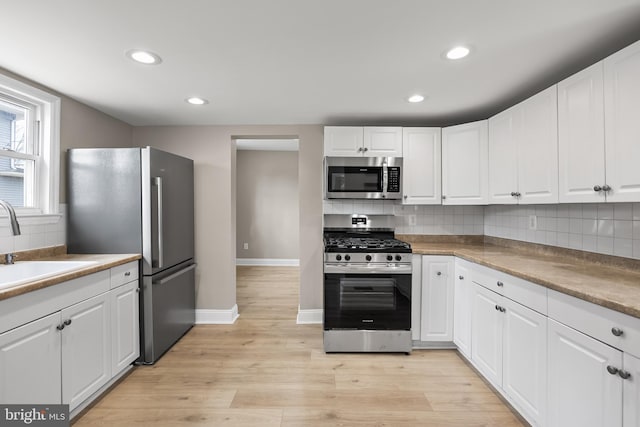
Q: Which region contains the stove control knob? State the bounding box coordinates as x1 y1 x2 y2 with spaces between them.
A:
366 255 372 262
395 255 402 261
345 255 351 261
336 255 342 261
387 255 393 261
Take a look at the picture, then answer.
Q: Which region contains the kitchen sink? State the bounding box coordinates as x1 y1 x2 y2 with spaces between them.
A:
0 260 98 290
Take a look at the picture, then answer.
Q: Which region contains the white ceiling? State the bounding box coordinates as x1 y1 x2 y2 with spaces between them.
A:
2 0 640 127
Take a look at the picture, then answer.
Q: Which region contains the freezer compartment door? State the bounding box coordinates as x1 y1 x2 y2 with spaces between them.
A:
141 263 196 364
142 147 195 275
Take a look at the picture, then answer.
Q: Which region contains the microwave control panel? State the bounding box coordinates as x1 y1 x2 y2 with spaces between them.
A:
387 167 400 192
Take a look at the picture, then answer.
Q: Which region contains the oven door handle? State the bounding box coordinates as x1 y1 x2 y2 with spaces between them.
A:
324 264 413 274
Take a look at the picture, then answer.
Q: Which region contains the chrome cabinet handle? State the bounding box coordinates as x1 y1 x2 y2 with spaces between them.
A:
607 365 619 375
357 147 363 152
497 281 504 287
403 195 408 199
510 192 517 197
495 305 500 311
436 271 442 276
619 370 631 380
459 275 464 280
125 271 131 277
593 185 602 192
64 319 72 326
611 327 623 337
602 184 611 192
363 147 368 152
56 324 65 331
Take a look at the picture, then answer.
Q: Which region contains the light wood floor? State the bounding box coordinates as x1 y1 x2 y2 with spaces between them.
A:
73 266 525 426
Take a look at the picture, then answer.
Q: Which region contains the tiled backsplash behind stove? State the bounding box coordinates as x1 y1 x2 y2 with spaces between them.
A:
323 200 640 260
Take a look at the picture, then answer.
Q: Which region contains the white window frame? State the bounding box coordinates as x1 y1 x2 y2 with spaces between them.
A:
0 72 60 222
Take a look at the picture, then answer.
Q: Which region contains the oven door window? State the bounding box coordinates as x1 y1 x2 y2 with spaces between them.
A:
339 278 395 310
327 166 382 193
324 273 411 330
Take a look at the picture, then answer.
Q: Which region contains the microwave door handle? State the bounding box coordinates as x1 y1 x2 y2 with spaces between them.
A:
382 167 388 193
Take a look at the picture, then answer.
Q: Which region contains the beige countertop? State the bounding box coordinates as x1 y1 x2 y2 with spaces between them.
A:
407 239 640 319
0 253 141 301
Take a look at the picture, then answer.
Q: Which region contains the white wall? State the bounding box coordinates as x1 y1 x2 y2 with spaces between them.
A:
236 150 299 260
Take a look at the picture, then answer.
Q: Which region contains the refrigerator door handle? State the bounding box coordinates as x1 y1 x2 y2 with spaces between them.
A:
154 176 164 269
154 264 197 285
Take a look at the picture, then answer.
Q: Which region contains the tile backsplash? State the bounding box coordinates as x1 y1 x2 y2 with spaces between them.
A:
324 200 640 260
0 204 66 254
484 203 640 259
323 200 484 235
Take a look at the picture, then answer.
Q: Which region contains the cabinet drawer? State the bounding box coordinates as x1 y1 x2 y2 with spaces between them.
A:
110 261 139 289
548 289 640 358
470 263 547 315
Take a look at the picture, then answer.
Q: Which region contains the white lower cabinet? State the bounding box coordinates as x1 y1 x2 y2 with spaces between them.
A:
0 312 62 404
62 292 111 410
0 261 140 412
111 280 140 374
453 260 472 358
420 256 454 342
623 352 640 426
547 318 623 427
470 281 547 426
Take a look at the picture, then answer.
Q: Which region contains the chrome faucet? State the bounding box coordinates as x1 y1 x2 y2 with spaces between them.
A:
0 199 21 265
0 199 21 236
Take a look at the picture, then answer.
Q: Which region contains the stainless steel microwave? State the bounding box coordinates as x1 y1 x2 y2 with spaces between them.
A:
324 157 402 199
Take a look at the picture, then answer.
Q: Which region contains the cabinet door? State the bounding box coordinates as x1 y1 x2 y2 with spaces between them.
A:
503 298 547 426
518 85 559 204
0 312 62 404
558 62 606 203
111 281 140 375
547 319 623 427
604 40 640 202
453 263 471 357
471 283 503 386
411 254 422 341
420 256 454 342
623 352 640 427
323 126 364 157
363 127 402 157
401 127 442 205
488 107 520 204
442 120 489 205
62 292 111 411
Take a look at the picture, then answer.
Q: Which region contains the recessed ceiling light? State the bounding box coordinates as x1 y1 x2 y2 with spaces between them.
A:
408 94 425 103
445 46 470 60
126 49 162 65
186 97 209 105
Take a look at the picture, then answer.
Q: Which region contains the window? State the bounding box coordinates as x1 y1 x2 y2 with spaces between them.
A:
0 73 60 216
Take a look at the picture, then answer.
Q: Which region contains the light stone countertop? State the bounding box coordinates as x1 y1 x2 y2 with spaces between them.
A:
408 240 640 319
0 253 141 301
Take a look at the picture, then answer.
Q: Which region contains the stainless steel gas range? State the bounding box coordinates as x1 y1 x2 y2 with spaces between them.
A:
323 215 412 353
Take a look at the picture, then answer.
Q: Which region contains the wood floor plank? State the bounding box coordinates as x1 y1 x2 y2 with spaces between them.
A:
72 266 524 426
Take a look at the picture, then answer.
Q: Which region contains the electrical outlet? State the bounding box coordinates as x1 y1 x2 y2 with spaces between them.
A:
243 243 249 250
528 215 537 230
408 215 417 226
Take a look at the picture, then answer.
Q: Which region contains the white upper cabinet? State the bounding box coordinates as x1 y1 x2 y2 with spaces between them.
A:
401 127 441 205
323 126 364 157
558 62 607 203
488 86 558 204
604 40 640 202
518 85 559 204
324 126 402 157
442 120 489 205
363 127 403 157
488 105 520 204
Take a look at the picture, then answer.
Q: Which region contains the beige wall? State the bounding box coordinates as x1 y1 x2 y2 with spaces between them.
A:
0 67 133 203
132 125 323 312
236 150 299 259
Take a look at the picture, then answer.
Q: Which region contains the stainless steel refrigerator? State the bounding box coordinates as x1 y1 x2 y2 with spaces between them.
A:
66 147 195 364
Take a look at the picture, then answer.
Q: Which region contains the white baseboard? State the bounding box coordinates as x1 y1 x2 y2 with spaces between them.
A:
195 305 239 324
236 258 300 266
296 307 323 324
